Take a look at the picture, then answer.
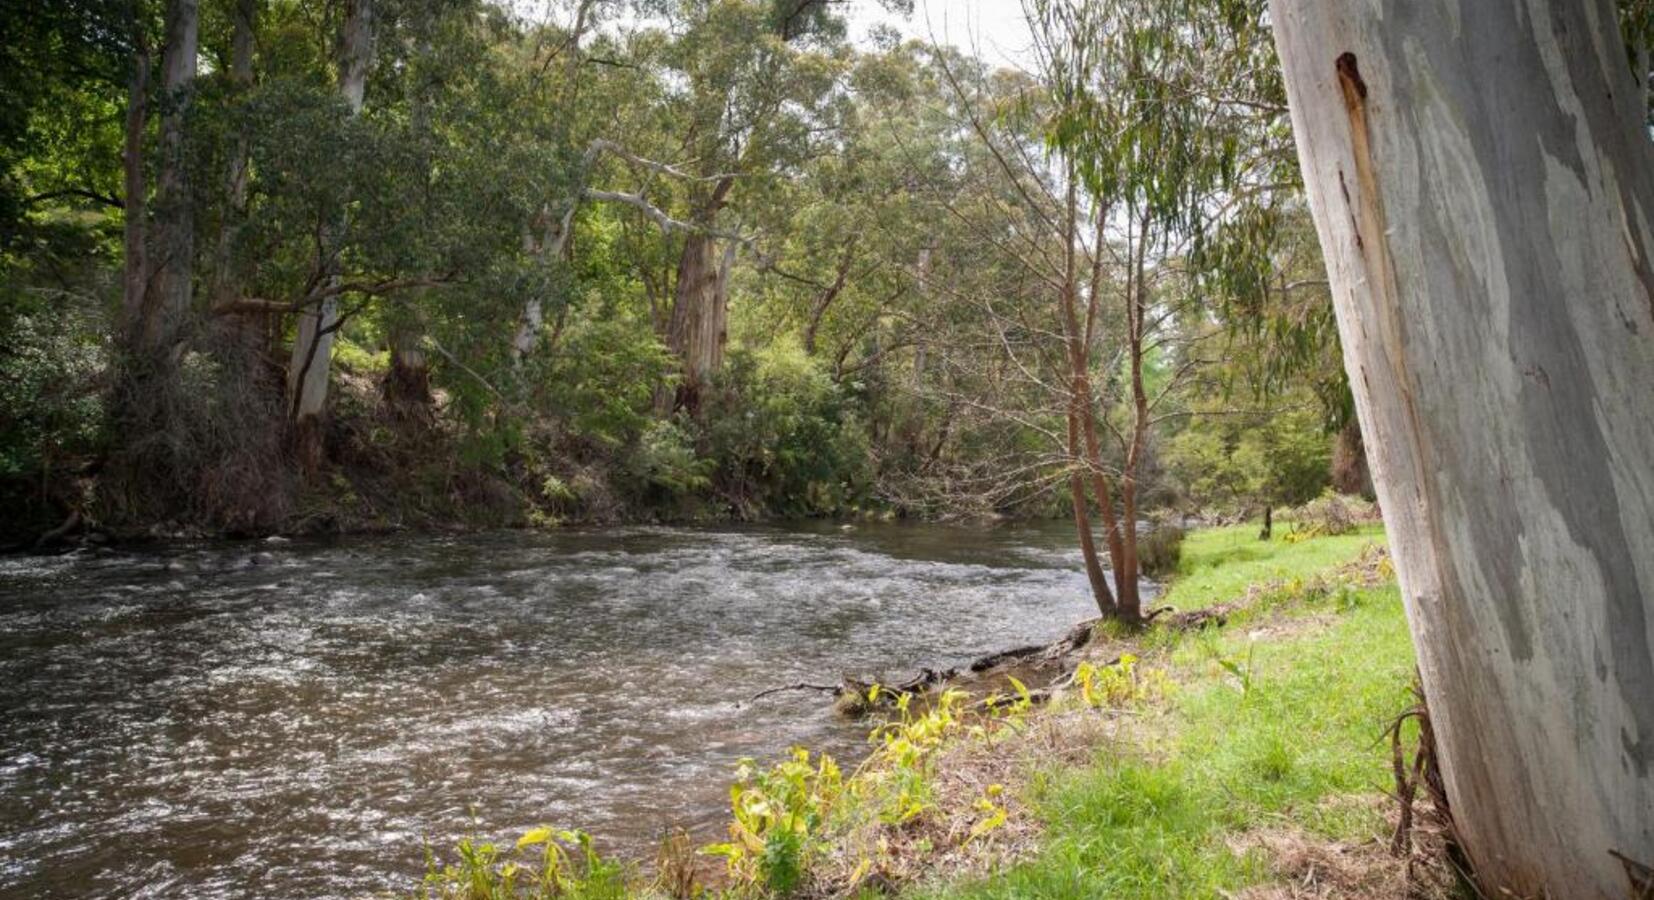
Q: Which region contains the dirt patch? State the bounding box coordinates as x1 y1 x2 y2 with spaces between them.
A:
1228 802 1464 900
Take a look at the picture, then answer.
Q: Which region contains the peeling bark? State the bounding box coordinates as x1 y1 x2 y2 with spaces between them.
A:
1271 1 1654 895
662 176 735 414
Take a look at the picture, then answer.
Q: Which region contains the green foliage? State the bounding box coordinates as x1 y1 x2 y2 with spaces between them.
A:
626 419 714 500
419 826 630 900
1136 522 1186 579
542 313 676 450
1075 653 1159 708
705 748 845 894
1163 402 1331 513
700 343 871 517
0 296 106 535
0 0 1358 540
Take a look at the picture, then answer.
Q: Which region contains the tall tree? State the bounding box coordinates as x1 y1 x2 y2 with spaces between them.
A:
652 0 849 412
141 0 199 354
1271 1 1654 895
286 0 374 465
209 0 258 336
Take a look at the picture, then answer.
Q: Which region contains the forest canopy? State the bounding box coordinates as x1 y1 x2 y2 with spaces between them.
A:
1 0 1363 547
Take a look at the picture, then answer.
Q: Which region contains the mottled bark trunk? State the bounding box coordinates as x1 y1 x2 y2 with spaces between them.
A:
121 34 149 325
1068 408 1116 616
211 0 264 370
142 0 198 355
662 177 735 414
664 232 730 413
287 0 373 464
512 206 572 362
1272 1 1654 895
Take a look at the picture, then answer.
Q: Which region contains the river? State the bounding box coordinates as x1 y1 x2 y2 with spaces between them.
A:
0 521 1112 898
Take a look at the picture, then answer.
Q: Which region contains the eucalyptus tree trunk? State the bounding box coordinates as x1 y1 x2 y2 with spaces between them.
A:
383 36 436 419
662 176 735 413
1271 1 1654 896
383 322 432 425
212 0 263 364
287 0 372 463
142 0 198 355
664 233 734 413
121 30 149 325
512 205 573 362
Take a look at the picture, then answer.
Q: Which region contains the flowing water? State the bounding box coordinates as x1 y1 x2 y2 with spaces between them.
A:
0 521 1117 898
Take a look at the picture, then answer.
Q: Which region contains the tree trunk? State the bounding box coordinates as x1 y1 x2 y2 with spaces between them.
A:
121 31 149 325
383 336 432 425
1330 417 1373 498
512 205 573 362
211 0 264 370
142 0 198 354
662 176 735 414
1068 409 1116 616
1271 2 1654 896
664 232 730 413
1056 171 1132 619
287 0 373 464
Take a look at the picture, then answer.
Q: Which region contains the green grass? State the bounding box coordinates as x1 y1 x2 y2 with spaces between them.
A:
909 526 1415 900
1158 524 1387 611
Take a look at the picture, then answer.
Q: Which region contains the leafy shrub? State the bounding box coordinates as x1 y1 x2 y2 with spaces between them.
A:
699 342 872 517
1137 522 1186 579
1285 489 1378 540
540 314 676 450
1162 403 1331 515
624 419 714 501
419 827 629 899
705 748 844 894
0 303 106 536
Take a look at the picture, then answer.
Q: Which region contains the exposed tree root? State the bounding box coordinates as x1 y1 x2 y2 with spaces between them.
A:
1385 671 1478 897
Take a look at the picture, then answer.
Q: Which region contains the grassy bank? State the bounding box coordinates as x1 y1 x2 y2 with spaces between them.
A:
420 524 1463 899
906 524 1433 899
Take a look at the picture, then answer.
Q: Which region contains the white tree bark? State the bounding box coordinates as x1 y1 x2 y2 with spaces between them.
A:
288 0 373 425
1270 1 1654 896
144 0 198 354
121 30 149 326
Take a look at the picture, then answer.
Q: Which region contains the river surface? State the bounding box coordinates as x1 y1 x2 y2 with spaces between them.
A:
0 521 1115 898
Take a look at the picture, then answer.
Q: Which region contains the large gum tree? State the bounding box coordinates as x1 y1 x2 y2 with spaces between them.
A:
1269 1 1654 895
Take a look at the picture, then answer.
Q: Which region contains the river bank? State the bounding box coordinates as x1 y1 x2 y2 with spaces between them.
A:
419 524 1467 899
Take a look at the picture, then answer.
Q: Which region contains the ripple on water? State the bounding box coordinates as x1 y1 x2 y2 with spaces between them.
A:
0 522 1113 898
